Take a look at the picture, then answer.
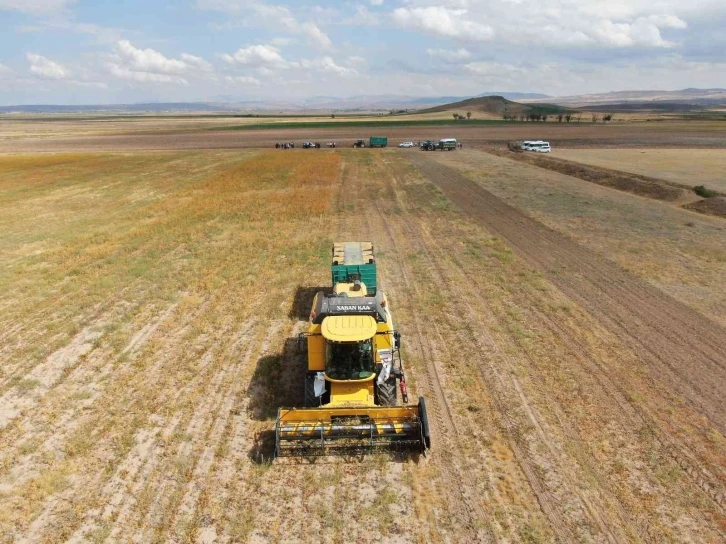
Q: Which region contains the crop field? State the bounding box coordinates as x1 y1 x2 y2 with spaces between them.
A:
1 147 726 543
554 148 726 194
3 117 726 153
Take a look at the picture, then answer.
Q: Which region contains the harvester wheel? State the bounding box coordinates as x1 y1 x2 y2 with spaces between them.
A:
376 378 397 407
304 373 320 407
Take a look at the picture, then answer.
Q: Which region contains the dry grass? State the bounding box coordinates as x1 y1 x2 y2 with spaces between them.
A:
431 149 726 327
555 148 726 193
1 148 724 542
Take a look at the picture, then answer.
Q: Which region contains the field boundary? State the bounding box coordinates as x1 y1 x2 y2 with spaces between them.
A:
486 148 726 217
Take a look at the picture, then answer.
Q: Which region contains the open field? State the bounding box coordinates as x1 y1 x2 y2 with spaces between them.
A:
429 149 726 327
1 117 726 152
555 148 726 193
1 147 725 542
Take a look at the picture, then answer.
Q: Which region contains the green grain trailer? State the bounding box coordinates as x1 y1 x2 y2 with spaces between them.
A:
369 137 388 148
438 138 457 151
331 242 377 295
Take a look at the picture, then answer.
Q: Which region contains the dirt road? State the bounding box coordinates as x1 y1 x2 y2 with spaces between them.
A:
406 153 726 507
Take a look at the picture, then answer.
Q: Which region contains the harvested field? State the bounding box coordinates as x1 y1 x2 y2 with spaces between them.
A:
1 148 725 542
488 148 691 202
429 149 726 327
2 118 726 152
555 148 726 193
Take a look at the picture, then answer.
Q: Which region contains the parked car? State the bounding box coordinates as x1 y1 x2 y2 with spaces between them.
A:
399 141 415 148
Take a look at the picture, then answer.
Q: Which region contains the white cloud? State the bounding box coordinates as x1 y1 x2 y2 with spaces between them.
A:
392 7 495 42
181 53 214 72
389 1 695 49
27 52 70 79
0 0 75 15
225 75 261 85
299 22 332 49
300 57 357 77
117 40 189 75
105 41 214 85
271 37 296 46
220 44 293 69
342 5 380 26
107 64 188 85
197 0 333 50
369 0 383 5
427 48 471 60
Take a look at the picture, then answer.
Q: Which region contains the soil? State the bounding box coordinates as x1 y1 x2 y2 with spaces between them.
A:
685 196 726 217
2 149 725 542
2 119 726 153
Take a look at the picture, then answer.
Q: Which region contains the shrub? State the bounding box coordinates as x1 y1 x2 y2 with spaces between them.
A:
694 185 715 198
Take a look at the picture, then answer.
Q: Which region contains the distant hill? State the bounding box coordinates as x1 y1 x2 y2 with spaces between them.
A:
416 95 568 117
0 103 238 114
0 93 551 114
523 88 726 107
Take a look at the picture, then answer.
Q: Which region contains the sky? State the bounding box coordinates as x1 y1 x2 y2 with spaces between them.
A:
1 0 725 105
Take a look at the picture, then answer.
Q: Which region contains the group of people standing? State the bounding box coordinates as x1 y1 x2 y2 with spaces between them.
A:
274 142 338 149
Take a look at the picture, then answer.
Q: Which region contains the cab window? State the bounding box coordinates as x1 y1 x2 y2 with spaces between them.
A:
325 340 374 380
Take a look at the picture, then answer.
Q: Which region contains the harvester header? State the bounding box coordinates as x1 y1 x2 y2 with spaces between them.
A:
275 241 431 458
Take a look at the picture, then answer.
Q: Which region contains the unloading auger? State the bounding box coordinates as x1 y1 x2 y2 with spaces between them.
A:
275 242 431 458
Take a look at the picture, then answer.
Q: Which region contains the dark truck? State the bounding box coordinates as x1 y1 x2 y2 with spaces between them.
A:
420 140 436 151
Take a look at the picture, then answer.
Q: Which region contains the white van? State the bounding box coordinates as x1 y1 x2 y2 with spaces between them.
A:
522 141 551 153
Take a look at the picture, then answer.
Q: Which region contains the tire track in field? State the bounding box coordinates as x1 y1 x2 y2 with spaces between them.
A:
333 152 493 540
406 154 726 515
356 194 496 539
404 210 641 542
377 158 580 541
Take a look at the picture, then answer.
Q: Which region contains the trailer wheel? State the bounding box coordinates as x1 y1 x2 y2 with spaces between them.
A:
376 378 398 407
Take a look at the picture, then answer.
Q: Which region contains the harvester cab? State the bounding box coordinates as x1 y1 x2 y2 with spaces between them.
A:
275 242 431 458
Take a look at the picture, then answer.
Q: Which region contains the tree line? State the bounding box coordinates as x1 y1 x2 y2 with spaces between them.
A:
503 112 615 123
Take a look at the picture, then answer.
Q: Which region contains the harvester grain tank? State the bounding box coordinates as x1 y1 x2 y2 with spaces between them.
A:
275 242 431 457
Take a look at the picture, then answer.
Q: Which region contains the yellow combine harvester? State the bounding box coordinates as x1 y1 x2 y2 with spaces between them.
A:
275 242 431 457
